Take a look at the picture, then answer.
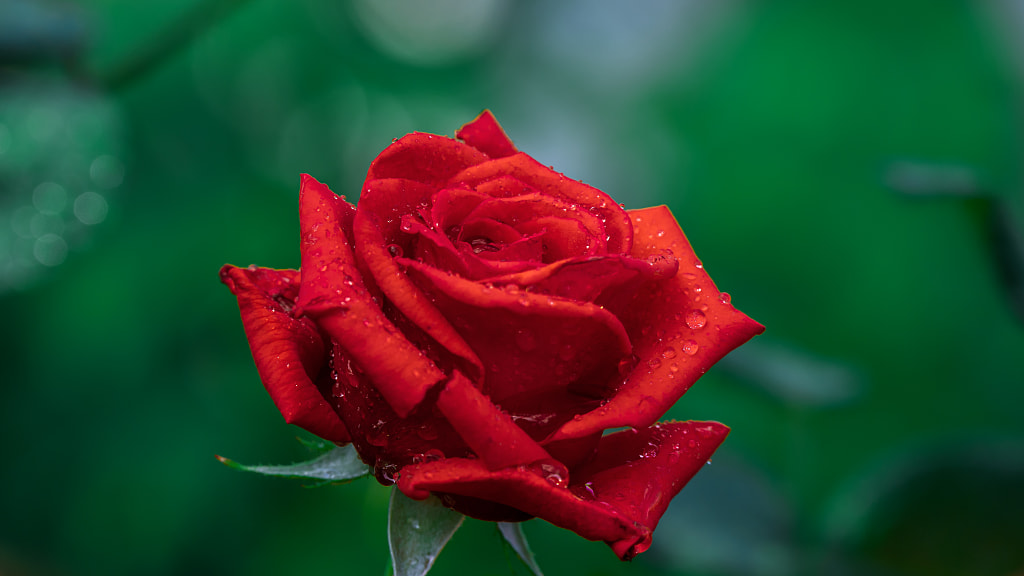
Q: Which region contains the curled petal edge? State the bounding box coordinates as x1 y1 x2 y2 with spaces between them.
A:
295 174 445 417
396 457 649 560
219 264 349 443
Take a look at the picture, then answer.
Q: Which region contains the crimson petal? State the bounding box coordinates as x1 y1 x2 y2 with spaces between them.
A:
436 371 552 470
219 264 349 443
355 178 483 379
455 110 518 159
396 458 648 559
483 253 678 304
448 153 633 254
549 206 765 442
294 174 444 417
367 133 490 186
572 421 729 558
399 258 632 402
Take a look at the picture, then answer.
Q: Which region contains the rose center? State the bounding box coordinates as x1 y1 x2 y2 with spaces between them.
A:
466 236 499 254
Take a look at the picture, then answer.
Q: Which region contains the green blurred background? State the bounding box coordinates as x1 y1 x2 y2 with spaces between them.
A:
3 0 1024 574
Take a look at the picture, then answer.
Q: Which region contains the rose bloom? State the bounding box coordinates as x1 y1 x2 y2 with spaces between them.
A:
221 111 763 559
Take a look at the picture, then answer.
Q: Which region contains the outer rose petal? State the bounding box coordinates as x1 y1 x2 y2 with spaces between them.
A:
455 110 518 159
572 421 729 558
219 265 349 443
366 133 490 187
399 258 632 402
549 206 765 442
294 174 444 417
396 458 648 559
436 371 552 471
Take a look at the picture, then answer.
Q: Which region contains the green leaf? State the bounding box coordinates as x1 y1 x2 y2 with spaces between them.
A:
498 522 544 576
295 435 334 455
388 489 465 576
215 444 370 483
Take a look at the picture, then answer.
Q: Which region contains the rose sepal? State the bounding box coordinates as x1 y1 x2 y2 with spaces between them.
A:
388 489 465 576
215 442 370 485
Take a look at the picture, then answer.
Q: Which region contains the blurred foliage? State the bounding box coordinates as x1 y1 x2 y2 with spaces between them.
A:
2 0 1023 574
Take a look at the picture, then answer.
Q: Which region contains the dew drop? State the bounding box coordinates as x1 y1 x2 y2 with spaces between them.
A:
617 354 638 377
647 357 662 369
416 424 438 441
719 292 732 304
682 340 699 355
685 310 707 330
640 443 659 459
387 243 403 257
660 347 677 360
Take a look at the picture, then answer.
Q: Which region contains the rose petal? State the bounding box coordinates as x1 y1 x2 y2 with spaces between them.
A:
326 340 471 484
219 264 349 443
295 174 445 417
448 153 633 254
430 186 490 233
436 371 552 470
455 110 518 159
462 192 607 256
516 216 594 261
355 179 484 380
398 258 633 402
367 133 490 186
549 206 765 441
396 457 648 559
482 253 678 304
572 421 729 558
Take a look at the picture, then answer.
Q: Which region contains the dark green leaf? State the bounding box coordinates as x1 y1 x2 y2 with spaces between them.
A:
498 522 544 576
388 489 464 576
215 444 370 483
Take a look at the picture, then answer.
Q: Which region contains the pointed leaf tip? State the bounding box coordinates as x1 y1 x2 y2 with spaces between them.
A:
389 489 465 576
214 445 371 483
498 522 544 576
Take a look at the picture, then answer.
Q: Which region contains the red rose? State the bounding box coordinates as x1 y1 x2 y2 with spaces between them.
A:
220 111 763 559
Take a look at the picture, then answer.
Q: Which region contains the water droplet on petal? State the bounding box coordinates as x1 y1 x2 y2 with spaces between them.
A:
661 347 677 359
685 310 707 330
618 354 638 377
719 292 732 304
387 243 403 257
682 340 699 355
648 357 662 369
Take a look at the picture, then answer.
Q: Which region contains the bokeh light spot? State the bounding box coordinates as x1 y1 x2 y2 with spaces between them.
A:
32 181 68 214
90 155 124 189
74 191 109 226
33 233 67 267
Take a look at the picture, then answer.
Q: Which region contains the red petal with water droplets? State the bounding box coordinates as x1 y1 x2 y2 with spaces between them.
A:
549 206 764 442
482 252 678 304
436 371 552 470
294 174 444 417
367 133 490 187
396 457 648 559
219 264 349 443
456 110 518 159
572 421 729 558
355 178 483 379
399 257 632 402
